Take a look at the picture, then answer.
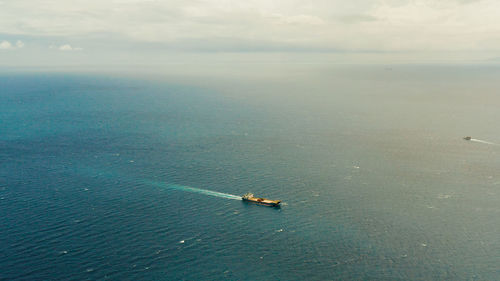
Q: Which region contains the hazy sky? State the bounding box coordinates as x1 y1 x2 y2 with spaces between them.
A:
1 0 500 67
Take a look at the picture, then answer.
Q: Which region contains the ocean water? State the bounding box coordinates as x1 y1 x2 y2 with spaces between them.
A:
1 65 500 280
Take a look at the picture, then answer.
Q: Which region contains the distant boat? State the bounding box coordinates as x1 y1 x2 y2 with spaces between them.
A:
242 193 281 207
464 136 472 141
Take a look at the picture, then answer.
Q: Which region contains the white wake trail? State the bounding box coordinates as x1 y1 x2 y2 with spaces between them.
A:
79 166 242 200
470 139 499 145
146 180 242 200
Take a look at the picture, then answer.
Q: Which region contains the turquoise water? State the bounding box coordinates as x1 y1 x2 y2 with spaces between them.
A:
1 65 500 280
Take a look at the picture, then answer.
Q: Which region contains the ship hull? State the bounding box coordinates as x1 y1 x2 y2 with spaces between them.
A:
242 198 281 207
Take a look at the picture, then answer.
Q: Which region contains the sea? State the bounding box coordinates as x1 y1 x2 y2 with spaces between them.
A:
1 64 499 280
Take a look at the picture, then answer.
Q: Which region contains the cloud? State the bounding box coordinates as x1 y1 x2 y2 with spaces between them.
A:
338 14 377 24
0 40 24 49
50 44 83 51
0 40 13 49
0 0 500 54
271 14 326 26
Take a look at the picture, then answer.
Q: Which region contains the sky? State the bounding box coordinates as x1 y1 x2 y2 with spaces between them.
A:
1 0 500 68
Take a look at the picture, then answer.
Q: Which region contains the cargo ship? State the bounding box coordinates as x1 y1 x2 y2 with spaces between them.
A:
242 193 281 207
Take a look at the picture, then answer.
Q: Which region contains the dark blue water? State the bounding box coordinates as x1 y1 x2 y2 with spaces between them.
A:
1 66 499 280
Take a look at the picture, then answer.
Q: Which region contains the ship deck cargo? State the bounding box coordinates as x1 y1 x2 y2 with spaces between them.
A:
242 193 281 207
